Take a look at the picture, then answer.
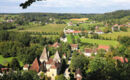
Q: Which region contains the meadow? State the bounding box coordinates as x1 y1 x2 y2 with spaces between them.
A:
9 23 66 33
80 38 119 46
67 34 119 46
0 55 23 66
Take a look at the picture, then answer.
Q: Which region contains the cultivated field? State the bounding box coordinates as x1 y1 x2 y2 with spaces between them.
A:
70 18 89 21
67 35 119 46
80 38 119 46
101 30 130 40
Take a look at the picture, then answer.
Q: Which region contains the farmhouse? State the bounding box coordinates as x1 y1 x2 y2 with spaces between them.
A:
23 64 29 71
84 48 97 57
50 42 60 48
64 29 74 34
70 44 79 51
113 56 128 63
97 45 110 52
112 24 120 32
95 30 104 34
60 37 67 42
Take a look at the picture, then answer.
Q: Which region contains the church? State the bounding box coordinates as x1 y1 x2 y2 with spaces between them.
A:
29 47 62 80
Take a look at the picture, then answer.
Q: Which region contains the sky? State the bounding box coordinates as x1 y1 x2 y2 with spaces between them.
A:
0 0 130 13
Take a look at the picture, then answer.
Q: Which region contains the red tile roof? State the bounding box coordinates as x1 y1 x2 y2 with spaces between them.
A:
51 42 60 47
84 48 93 53
98 45 110 51
73 31 81 33
113 56 128 63
30 58 40 72
70 44 78 48
23 64 29 68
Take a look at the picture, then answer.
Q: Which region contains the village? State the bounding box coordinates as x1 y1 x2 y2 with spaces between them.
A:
0 20 129 80
0 11 130 80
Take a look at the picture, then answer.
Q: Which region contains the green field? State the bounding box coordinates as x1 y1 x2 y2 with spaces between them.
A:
67 34 80 43
10 24 66 33
67 34 119 46
80 38 119 46
101 31 130 40
0 55 23 66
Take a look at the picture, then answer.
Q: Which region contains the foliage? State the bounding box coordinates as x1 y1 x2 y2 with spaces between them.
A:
55 74 67 80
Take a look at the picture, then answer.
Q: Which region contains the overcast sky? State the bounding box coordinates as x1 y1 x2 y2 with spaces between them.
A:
0 0 130 13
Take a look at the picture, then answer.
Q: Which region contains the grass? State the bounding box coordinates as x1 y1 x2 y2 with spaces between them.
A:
67 34 80 43
101 31 130 40
67 34 119 46
80 38 119 46
0 55 23 66
9 24 66 33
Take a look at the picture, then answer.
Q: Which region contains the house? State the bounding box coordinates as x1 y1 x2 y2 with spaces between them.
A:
30 58 40 73
60 37 67 42
95 30 104 34
84 48 97 57
64 68 70 79
67 21 73 26
112 24 120 32
72 31 81 35
23 64 29 71
70 44 78 51
64 29 74 34
113 56 128 63
29 47 62 80
63 54 67 59
1 68 10 73
64 29 82 35
75 68 82 80
97 45 110 51
51 42 60 48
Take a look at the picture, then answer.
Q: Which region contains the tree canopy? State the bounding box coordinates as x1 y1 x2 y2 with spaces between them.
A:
20 0 45 9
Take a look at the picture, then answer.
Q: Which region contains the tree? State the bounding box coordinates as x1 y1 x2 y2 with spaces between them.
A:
118 36 130 47
20 0 45 9
16 32 31 46
55 74 67 80
9 58 20 70
70 54 89 71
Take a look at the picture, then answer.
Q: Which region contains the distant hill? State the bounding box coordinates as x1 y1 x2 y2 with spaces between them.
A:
0 10 130 21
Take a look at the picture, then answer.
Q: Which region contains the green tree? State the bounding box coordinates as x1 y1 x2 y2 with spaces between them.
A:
55 74 67 80
9 58 20 70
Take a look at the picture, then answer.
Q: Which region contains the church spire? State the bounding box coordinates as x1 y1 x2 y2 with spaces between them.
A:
40 47 48 63
53 51 61 63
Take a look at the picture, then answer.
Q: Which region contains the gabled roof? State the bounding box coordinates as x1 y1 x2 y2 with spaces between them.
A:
40 47 48 63
98 45 110 51
73 31 81 33
30 58 40 72
53 51 61 63
70 44 78 48
51 42 60 48
84 48 93 53
113 56 128 63
23 64 29 68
